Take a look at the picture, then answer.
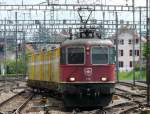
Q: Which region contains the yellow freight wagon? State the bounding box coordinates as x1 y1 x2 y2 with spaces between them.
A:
27 48 60 90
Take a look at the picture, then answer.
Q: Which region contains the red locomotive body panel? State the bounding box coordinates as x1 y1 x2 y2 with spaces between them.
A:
60 65 115 82
60 43 115 83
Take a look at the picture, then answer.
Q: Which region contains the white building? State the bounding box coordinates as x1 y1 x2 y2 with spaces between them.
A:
111 26 146 72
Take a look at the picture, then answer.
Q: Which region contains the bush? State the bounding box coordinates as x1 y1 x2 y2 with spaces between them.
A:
135 64 145 71
5 57 27 74
119 70 146 81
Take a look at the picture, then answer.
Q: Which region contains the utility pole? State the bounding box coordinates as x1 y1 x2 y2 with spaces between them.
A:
4 18 7 91
44 11 46 27
115 12 119 82
49 0 55 42
15 12 18 78
132 0 135 86
139 7 142 81
4 18 7 77
22 31 26 78
146 0 150 106
102 11 105 38
22 13 26 79
44 10 46 44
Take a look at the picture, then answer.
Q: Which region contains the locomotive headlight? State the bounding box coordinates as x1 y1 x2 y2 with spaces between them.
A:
101 76 107 82
86 47 90 50
69 77 76 82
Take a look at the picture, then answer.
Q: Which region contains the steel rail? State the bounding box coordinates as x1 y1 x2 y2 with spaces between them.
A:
119 81 147 89
0 90 25 107
105 94 145 114
13 94 33 114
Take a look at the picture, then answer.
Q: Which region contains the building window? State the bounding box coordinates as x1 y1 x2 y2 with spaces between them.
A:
119 61 124 68
137 50 139 56
129 50 140 56
129 50 132 56
119 50 123 56
129 61 132 67
135 50 139 56
120 39 124 45
121 50 123 56
128 39 132 44
136 39 139 44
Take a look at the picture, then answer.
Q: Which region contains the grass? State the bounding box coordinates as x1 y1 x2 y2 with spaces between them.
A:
118 70 146 81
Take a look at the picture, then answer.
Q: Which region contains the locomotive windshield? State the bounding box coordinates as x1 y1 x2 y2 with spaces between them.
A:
91 47 108 64
67 47 84 64
109 47 115 64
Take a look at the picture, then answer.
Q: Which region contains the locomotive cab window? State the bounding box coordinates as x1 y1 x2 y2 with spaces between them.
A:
67 47 85 64
60 48 66 64
91 47 108 64
109 47 115 64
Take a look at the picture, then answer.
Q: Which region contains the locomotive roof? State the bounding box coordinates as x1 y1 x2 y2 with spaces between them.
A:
61 39 113 47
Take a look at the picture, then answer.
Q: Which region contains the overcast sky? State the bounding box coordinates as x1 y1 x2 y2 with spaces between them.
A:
0 0 146 6
0 0 147 39
0 0 147 22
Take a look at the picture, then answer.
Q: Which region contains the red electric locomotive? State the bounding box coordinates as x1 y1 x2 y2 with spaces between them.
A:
60 38 116 107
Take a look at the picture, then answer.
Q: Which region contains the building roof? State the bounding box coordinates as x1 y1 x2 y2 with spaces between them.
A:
109 25 146 43
61 39 113 47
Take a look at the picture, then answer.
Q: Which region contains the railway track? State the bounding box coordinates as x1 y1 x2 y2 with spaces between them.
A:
13 94 33 114
19 91 65 113
0 80 27 93
105 94 145 114
103 83 147 114
21 84 146 114
119 81 147 90
0 90 33 114
0 82 147 114
68 83 149 114
116 82 147 96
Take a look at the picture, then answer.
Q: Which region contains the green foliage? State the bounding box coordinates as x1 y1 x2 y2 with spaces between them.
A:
135 64 146 71
118 70 146 81
6 60 26 74
5 55 28 75
143 43 150 58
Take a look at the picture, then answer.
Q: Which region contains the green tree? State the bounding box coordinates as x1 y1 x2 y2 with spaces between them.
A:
6 54 28 75
6 59 26 74
143 43 150 58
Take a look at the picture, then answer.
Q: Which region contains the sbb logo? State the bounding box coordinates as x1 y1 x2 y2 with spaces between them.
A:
84 68 92 76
